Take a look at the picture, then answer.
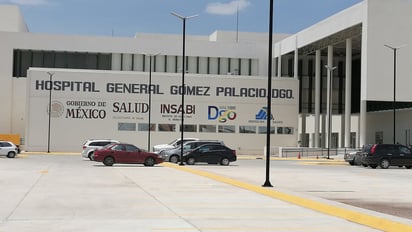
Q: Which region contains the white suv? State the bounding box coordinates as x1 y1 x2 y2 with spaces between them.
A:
81 139 119 160
153 138 198 153
0 141 19 158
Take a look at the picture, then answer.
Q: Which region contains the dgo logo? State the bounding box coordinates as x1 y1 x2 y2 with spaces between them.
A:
208 106 237 123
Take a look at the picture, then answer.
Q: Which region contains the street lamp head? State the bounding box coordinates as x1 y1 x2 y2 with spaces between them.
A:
324 65 337 71
171 12 198 20
384 44 407 50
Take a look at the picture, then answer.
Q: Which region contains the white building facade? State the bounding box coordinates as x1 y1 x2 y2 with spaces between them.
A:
2 0 412 153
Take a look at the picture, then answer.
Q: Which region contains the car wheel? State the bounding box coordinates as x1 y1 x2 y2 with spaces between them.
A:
362 164 368 167
88 151 94 161
220 157 230 166
144 157 155 166
405 166 412 169
103 156 114 166
7 151 16 158
186 157 195 165
379 159 390 169
348 161 355 166
169 155 179 163
370 165 377 169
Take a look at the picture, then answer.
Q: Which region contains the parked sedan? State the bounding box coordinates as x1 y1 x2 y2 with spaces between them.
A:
0 141 19 158
183 144 236 166
93 143 163 166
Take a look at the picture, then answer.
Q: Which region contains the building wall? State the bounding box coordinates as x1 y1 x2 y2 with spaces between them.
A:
25 68 299 154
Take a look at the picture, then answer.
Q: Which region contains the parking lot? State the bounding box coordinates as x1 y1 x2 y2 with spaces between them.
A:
1 154 412 231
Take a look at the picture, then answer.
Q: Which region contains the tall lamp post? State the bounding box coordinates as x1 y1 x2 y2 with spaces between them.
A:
145 53 160 152
262 0 274 188
47 72 54 153
171 12 198 166
384 44 405 144
324 65 336 159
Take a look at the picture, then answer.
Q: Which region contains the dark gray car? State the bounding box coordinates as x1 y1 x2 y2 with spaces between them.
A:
159 140 224 163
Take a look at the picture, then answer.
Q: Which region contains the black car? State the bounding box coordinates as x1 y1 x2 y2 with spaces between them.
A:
159 140 224 163
184 144 236 166
361 144 412 169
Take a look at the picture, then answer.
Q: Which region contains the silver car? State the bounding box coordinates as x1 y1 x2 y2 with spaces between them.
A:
159 140 224 163
81 139 119 160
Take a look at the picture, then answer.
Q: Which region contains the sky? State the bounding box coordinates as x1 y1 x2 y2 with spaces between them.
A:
1 0 363 37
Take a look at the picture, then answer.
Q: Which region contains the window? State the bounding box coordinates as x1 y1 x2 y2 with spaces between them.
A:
239 126 256 134
138 123 156 131
125 145 138 152
118 123 136 131
199 125 216 133
158 124 176 132
13 49 112 77
218 125 235 133
180 124 197 132
258 126 276 134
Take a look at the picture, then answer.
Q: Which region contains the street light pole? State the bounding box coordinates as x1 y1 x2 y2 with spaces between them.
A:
262 0 274 188
384 44 405 144
171 12 198 166
47 72 54 153
324 65 336 159
146 53 160 152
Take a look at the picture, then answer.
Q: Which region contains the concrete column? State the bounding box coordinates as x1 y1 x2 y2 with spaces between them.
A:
277 43 282 77
360 100 367 147
294 36 299 79
301 114 306 146
326 45 333 148
345 38 352 148
314 50 321 148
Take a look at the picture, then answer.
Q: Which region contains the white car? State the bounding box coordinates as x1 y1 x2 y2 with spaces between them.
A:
81 139 119 160
152 138 198 154
0 141 19 158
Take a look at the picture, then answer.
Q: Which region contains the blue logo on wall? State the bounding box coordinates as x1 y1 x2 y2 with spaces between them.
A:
256 107 274 120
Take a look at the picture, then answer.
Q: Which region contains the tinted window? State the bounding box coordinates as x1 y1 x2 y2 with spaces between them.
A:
125 145 138 152
112 145 123 151
399 146 411 155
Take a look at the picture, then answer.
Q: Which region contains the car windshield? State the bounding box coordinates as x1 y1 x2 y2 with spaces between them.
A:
102 143 116 149
168 139 179 145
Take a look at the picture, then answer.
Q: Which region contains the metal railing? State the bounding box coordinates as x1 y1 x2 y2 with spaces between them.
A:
278 147 362 159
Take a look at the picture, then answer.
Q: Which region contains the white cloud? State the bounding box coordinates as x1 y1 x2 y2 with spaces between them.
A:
0 0 48 5
206 0 251 16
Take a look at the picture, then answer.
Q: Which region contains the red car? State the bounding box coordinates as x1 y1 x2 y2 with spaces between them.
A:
93 143 163 166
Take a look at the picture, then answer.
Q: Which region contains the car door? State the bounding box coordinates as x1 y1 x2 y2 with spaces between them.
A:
124 144 141 163
111 144 127 162
195 145 213 163
398 146 412 166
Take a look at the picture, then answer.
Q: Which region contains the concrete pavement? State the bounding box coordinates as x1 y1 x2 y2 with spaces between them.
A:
0 154 411 231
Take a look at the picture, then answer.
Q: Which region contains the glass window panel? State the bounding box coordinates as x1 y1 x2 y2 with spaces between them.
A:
111 53 121 70
239 126 256 134
208 57 218 74
198 57 208 74
138 123 156 131
158 124 176 132
219 57 229 75
118 123 136 131
218 125 235 133
98 54 111 70
199 125 216 133
179 124 197 132
20 50 32 77
32 51 44 67
258 126 276 134
86 53 98 69
54 52 66 68
166 55 177 73
133 54 144 71
122 53 133 71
